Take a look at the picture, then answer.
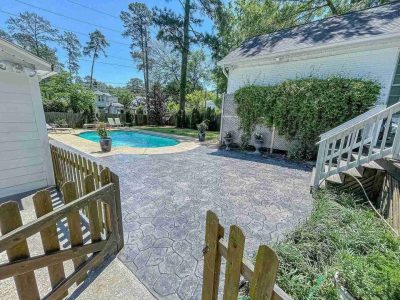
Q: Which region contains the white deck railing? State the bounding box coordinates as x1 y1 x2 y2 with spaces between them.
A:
314 102 400 187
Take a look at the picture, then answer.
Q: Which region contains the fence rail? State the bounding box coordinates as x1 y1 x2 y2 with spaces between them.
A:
45 112 84 128
0 144 124 299
202 211 292 300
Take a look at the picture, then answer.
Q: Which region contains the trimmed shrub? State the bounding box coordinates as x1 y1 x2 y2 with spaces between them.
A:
234 77 381 160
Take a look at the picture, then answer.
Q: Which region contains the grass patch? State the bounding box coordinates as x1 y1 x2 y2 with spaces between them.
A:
137 126 219 141
274 190 400 299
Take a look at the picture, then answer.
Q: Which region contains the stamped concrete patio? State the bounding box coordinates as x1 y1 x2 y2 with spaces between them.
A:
103 146 313 299
51 140 313 299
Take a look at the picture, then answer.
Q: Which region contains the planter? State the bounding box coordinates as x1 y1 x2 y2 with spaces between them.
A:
224 137 233 150
198 132 206 142
99 137 112 152
254 139 263 155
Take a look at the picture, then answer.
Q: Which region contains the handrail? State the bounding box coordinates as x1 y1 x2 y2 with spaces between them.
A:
314 101 400 188
319 102 400 143
319 104 386 142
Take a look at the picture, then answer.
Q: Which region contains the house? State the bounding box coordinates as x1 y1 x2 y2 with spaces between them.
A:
218 1 400 150
0 37 56 198
130 96 147 114
94 90 124 115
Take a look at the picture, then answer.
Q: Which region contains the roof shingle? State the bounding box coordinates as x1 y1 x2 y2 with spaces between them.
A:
219 1 400 65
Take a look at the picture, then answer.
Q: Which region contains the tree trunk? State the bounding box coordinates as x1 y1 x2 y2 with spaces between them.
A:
178 0 191 128
143 29 151 123
325 0 338 15
89 47 97 89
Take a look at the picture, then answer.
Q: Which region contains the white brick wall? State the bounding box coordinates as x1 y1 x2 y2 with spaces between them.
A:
227 47 400 104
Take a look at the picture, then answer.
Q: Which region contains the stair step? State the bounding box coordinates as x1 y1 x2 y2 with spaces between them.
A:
343 167 364 178
351 154 386 170
325 173 344 184
364 160 386 170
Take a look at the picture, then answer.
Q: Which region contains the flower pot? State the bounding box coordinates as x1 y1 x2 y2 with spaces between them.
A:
254 139 263 155
224 137 233 150
99 137 112 152
198 132 206 142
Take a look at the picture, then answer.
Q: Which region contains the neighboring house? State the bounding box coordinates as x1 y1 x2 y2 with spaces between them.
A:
130 96 148 114
0 37 56 198
206 100 217 110
218 1 400 150
94 90 124 115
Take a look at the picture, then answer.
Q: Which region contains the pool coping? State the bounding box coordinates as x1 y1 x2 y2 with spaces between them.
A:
48 128 200 157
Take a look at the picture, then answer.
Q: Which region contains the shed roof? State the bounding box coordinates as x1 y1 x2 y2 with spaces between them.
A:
219 1 400 66
0 37 54 79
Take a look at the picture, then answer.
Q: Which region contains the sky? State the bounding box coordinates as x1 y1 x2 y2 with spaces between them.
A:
0 0 215 87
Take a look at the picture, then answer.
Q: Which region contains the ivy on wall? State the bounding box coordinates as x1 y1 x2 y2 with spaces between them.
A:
234 77 381 160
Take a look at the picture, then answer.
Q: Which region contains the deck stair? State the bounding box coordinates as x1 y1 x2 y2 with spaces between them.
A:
312 102 400 189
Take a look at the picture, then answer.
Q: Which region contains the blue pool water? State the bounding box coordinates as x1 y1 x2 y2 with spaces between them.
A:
79 130 179 148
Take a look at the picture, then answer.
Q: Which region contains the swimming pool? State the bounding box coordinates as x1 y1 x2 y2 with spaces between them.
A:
79 130 180 148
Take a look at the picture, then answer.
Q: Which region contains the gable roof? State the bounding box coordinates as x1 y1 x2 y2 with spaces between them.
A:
0 37 53 72
218 1 400 66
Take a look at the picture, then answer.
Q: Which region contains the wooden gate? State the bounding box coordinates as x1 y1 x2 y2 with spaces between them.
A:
202 211 292 300
0 145 124 299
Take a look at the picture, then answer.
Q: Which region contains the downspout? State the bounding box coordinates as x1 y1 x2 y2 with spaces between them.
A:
220 65 229 144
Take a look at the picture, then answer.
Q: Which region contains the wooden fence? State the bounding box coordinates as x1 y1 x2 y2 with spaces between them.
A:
202 211 292 300
0 145 123 299
45 112 84 128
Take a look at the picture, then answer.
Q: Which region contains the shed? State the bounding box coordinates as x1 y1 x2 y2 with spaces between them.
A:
218 1 400 150
0 37 56 198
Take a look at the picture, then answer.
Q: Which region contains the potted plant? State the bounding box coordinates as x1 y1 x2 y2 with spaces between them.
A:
254 132 263 154
224 131 233 150
197 121 208 142
97 122 112 152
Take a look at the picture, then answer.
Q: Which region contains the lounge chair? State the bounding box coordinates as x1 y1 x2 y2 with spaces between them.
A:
46 123 57 133
107 118 116 127
83 123 98 129
114 118 123 127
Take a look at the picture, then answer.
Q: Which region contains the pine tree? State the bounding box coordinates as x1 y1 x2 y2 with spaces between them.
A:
6 12 59 64
121 2 153 119
83 30 109 89
60 31 81 80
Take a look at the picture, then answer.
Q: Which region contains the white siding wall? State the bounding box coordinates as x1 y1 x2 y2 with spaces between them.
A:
0 72 54 198
227 47 400 104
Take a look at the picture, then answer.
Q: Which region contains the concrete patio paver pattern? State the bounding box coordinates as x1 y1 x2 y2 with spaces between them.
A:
94 146 313 299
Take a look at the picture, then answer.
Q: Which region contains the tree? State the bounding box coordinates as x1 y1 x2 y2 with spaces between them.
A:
127 77 145 94
149 83 168 125
6 12 59 64
115 89 135 109
83 30 109 89
153 1 202 127
0 29 12 41
60 31 81 79
40 72 95 114
120 2 153 116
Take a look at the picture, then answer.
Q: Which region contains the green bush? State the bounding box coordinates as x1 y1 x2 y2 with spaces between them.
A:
234 77 380 160
274 190 400 299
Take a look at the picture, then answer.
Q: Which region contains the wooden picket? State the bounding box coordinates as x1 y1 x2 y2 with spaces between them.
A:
0 178 123 299
202 211 292 300
0 144 124 299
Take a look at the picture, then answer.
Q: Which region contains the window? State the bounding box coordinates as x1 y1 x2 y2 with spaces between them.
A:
388 54 400 106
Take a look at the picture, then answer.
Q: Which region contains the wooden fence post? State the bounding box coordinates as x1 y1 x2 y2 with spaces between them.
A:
202 211 223 300
100 168 113 235
62 181 87 284
249 245 279 299
110 171 124 251
0 202 40 300
84 175 102 243
223 225 245 300
33 190 67 298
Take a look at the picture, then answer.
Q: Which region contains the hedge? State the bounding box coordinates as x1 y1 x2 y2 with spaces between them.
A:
234 77 381 160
